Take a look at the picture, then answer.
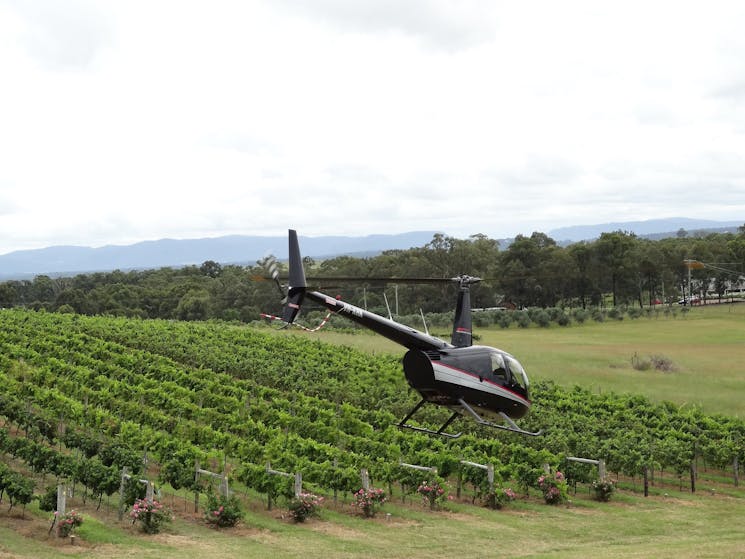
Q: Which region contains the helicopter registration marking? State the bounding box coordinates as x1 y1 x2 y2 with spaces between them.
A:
341 303 364 318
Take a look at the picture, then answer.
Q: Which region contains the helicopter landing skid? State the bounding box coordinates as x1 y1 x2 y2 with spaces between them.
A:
456 399 543 437
397 398 542 438
397 398 463 439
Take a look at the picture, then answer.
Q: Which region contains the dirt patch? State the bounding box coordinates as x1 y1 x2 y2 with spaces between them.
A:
306 521 366 539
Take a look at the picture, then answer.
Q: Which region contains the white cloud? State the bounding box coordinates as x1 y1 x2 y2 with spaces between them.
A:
0 0 744 254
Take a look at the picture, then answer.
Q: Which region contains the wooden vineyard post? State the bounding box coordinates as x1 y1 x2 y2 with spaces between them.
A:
460 460 495 498
690 460 696 493
567 456 607 481
333 458 338 504
195 460 230 512
643 465 649 497
194 461 200 513
119 467 153 520
399 462 437 506
734 457 739 488
118 467 128 520
266 462 302 511
360 468 370 491
57 483 67 516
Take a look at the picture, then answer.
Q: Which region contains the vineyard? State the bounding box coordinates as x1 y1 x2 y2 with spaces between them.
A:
1 307 745 558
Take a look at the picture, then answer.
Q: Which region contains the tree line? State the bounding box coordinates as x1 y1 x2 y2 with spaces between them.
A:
1 227 744 320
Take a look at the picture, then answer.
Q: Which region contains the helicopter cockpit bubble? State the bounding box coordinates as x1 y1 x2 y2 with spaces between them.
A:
490 350 529 395
503 353 530 394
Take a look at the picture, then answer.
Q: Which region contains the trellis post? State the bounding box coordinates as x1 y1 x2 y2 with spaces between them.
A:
265 461 302 510
734 456 739 487
566 456 607 481
119 467 153 520
460 460 495 494
56 483 67 516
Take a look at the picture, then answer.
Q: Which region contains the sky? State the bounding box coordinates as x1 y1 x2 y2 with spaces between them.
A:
1 0 744 255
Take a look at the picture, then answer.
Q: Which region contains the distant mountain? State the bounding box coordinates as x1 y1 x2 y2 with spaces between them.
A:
2 218 742 280
0 232 440 280
548 218 742 243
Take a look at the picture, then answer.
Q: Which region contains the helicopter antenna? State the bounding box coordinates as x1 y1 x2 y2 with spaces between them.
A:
419 308 430 336
383 291 393 320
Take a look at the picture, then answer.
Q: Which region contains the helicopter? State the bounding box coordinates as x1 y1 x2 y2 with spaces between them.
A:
262 229 540 438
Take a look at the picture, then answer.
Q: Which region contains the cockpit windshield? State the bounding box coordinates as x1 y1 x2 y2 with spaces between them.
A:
490 350 530 395
504 354 529 391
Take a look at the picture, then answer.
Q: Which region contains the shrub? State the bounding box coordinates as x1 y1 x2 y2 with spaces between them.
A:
496 312 512 329
56 510 83 538
416 477 448 510
129 498 172 534
607 307 623 321
631 352 651 371
484 487 516 510
572 308 589 324
533 310 551 328
537 471 568 505
515 312 531 329
204 492 243 528
632 353 676 372
649 354 676 372
592 479 615 502
288 492 323 522
353 487 387 518
627 307 643 319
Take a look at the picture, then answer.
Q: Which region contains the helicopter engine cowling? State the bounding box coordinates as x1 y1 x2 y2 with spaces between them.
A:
402 349 437 391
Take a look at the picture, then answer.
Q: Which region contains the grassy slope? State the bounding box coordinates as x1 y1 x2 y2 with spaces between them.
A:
2 483 745 559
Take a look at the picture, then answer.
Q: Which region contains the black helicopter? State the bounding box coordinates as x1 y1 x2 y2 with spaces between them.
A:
263 229 539 438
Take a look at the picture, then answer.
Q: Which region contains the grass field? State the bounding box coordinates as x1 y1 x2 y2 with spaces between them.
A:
2 303 744 558
2 476 745 559
300 303 745 417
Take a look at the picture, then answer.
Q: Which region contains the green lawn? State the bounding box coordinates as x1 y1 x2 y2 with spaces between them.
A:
3 481 745 559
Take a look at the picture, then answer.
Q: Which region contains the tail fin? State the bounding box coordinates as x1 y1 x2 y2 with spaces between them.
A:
281 229 307 324
451 281 473 347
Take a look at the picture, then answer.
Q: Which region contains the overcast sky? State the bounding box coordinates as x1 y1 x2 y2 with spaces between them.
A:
1 0 744 255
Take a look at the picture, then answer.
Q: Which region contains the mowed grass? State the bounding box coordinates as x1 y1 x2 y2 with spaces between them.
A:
3 484 745 559
301 303 745 417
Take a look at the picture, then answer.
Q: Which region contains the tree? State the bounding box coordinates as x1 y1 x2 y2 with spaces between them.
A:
594 231 638 306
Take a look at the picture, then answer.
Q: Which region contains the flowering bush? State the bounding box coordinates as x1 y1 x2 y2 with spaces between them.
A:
416 478 447 510
129 498 172 534
204 492 243 528
354 487 387 518
56 510 83 538
592 479 615 502
288 492 323 522
485 487 517 510
537 471 568 505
